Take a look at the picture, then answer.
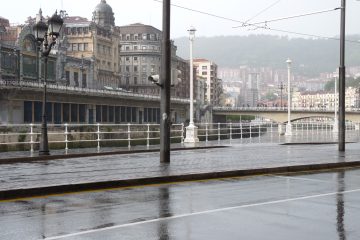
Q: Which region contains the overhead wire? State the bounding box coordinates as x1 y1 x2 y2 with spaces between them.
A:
153 0 360 44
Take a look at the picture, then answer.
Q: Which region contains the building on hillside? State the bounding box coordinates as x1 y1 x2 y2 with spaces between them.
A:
193 58 222 106
292 87 359 110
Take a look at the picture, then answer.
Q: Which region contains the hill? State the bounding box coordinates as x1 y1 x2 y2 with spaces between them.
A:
174 34 360 77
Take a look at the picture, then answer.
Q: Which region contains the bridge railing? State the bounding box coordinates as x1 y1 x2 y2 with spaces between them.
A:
0 121 359 153
213 106 360 112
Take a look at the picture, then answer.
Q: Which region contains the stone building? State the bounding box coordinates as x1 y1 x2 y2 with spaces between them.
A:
63 0 120 89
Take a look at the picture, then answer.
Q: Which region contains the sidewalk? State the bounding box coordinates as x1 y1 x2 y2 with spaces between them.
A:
1 139 360 200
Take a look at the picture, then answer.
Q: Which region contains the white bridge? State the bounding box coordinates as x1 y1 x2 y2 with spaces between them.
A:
213 106 360 123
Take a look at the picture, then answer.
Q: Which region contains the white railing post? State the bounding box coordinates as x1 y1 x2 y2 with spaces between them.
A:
240 122 243 139
218 122 220 142
127 123 131 149
30 123 34 153
147 124 150 147
205 123 208 142
250 123 252 139
64 123 69 151
97 123 101 151
259 124 261 141
229 122 232 140
181 123 184 144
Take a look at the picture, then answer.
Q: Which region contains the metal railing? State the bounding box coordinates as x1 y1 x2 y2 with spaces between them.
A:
0 80 189 104
0 120 359 153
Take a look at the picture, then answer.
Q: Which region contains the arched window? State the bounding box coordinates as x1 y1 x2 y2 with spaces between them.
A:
22 36 36 52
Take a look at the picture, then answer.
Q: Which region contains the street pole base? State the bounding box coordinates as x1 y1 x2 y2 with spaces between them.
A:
285 123 292 136
39 150 50 156
184 124 199 143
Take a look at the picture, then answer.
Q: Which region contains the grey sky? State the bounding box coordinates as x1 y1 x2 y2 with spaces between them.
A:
1 0 359 38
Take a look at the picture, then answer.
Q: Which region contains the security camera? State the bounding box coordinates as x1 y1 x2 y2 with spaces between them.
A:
148 75 162 87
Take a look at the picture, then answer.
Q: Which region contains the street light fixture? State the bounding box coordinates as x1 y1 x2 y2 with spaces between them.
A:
33 10 63 156
184 26 199 143
285 58 292 136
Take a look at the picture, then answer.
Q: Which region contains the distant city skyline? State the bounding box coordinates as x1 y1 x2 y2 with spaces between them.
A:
1 0 360 39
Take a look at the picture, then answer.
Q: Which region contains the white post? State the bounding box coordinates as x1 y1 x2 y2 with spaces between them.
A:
64 123 68 151
184 27 199 143
285 58 292 136
218 122 220 142
181 123 184 144
205 123 208 142
30 123 34 153
229 122 232 140
97 123 100 151
127 123 131 149
146 124 150 148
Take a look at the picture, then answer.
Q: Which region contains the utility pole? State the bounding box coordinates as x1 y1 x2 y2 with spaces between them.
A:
338 0 346 151
160 0 171 163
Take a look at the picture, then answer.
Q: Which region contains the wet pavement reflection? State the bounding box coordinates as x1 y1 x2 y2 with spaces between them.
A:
1 168 360 239
337 171 346 240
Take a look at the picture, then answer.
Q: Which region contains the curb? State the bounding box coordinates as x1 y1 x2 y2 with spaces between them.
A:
1 160 360 200
0 146 228 165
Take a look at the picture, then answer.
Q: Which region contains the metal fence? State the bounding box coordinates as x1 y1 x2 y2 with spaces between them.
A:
0 121 359 153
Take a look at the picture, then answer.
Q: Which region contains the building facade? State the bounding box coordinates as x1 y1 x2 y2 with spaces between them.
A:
193 58 222 106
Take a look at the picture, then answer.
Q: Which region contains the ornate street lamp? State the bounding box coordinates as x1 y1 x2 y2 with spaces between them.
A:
33 10 63 156
184 26 199 143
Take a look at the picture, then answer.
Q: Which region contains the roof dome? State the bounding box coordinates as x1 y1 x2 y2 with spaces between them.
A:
92 0 115 29
94 0 113 13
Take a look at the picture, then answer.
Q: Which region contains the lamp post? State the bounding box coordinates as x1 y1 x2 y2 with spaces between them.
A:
33 10 63 156
184 27 199 143
338 0 346 151
285 58 292 136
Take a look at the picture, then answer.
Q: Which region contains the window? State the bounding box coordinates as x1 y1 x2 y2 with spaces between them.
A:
65 71 70 85
142 66 147 72
102 106 108 122
71 104 78 122
82 74 87 88
125 57 130 62
121 106 126 122
115 106 120 123
34 101 42 123
24 101 32 123
109 106 114 123
74 72 79 87
96 105 101 122
84 43 88 51
134 66 138 72
72 43 78 51
126 66 130 72
134 77 137 85
79 104 86 123
63 103 70 123
134 46 138 50
54 103 61 124
78 43 84 51
83 27 89 34
134 57 138 61
126 107 132 122
125 46 130 51
132 107 137 123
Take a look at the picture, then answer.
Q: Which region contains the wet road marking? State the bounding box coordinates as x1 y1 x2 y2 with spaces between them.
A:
43 187 360 240
272 175 332 183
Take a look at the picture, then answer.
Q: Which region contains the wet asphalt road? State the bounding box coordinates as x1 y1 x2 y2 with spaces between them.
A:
1 168 360 240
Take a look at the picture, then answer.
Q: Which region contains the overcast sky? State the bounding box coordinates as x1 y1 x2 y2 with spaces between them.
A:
1 0 359 39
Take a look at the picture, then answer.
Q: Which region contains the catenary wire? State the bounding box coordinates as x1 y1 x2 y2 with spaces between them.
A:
153 0 360 44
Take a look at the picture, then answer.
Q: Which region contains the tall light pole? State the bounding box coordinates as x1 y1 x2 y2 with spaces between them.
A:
285 58 292 136
184 27 199 143
33 10 63 156
338 0 346 151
